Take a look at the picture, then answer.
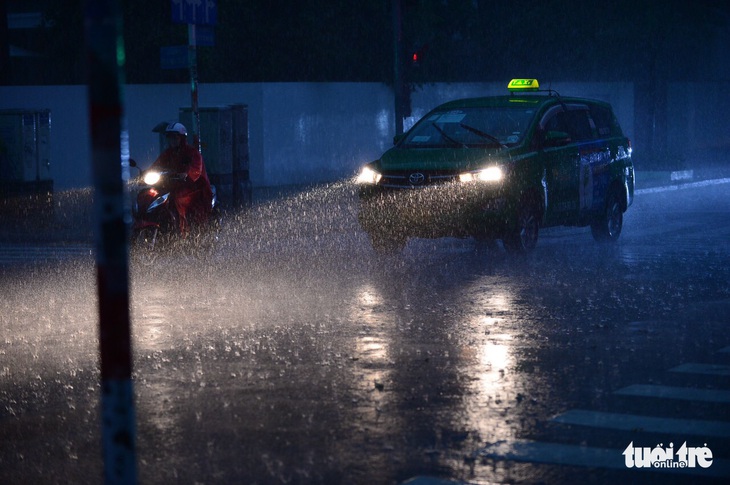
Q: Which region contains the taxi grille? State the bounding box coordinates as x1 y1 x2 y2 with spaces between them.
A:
380 170 459 189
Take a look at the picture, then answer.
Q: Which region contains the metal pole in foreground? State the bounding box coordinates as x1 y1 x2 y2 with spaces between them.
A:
84 0 137 483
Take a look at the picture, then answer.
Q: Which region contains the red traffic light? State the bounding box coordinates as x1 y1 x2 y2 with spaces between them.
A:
411 44 427 65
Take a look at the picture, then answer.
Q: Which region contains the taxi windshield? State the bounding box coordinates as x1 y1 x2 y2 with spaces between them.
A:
402 106 535 148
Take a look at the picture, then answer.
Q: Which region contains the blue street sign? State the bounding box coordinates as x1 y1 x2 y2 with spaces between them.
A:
171 0 217 26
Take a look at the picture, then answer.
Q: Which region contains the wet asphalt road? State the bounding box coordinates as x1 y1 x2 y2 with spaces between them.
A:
1 179 730 484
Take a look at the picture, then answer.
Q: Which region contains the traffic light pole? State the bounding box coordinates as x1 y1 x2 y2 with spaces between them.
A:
393 0 404 136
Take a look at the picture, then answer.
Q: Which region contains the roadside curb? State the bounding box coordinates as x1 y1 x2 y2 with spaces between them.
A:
636 177 730 195
635 169 730 194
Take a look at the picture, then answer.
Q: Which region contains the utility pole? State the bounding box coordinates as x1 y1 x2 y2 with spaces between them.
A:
392 0 404 136
84 0 137 483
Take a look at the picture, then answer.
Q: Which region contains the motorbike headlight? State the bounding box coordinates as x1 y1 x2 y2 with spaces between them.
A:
143 171 161 185
459 166 504 183
356 166 382 185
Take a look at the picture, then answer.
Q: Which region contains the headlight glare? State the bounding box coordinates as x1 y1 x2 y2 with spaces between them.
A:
356 166 382 185
143 171 161 185
459 166 503 183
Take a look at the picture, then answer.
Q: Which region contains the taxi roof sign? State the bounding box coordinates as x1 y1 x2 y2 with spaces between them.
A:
508 79 540 92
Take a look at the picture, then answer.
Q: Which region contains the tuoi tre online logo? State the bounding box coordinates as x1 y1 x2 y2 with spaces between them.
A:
623 441 713 469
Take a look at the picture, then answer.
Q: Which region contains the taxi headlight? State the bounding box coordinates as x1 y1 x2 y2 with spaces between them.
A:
356 166 382 185
459 166 504 183
143 171 162 185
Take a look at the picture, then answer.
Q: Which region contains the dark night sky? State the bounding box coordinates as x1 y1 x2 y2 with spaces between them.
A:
2 0 730 86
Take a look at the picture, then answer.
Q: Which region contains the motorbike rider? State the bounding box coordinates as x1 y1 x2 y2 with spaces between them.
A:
149 122 213 235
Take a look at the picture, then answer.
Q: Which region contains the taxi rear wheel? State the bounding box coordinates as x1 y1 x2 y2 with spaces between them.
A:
502 203 539 254
591 190 623 242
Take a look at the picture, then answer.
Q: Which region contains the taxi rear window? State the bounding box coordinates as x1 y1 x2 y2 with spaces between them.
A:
589 104 617 137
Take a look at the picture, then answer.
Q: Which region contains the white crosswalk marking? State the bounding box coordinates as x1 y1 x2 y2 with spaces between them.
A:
476 347 730 479
553 409 730 438
0 244 94 265
670 363 730 376
478 440 730 478
615 384 730 403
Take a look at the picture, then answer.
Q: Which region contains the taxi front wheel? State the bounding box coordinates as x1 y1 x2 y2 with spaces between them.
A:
591 191 623 242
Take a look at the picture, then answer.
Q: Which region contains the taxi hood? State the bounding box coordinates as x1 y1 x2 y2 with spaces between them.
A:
378 145 508 172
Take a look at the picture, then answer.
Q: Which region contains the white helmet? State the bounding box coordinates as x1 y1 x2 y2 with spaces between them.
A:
165 122 187 136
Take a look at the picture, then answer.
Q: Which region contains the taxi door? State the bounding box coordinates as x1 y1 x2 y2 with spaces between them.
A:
538 106 592 225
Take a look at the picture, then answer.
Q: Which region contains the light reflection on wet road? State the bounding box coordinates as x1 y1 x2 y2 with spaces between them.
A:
1 181 729 483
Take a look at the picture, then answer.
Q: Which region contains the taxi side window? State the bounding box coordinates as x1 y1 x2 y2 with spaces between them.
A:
561 110 593 141
542 109 593 143
544 112 568 133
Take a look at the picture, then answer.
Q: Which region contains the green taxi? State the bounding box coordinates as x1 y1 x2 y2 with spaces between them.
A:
356 79 635 253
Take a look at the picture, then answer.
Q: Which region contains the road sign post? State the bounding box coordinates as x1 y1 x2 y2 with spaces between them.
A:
170 0 217 152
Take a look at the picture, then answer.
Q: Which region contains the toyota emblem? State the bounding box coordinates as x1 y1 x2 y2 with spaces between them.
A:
408 172 426 185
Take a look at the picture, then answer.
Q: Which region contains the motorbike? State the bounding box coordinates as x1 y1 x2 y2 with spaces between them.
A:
129 159 219 256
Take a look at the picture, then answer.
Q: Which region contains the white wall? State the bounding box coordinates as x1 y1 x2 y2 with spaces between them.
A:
260 83 394 185
0 82 635 191
125 83 266 184
668 81 730 156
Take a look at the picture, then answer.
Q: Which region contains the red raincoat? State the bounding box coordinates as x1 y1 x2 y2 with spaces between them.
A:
150 140 213 234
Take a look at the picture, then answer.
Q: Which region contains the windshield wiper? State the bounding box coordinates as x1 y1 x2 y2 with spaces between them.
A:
431 122 468 148
459 123 507 149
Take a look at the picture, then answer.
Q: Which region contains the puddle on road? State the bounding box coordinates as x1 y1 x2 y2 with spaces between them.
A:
4 180 730 483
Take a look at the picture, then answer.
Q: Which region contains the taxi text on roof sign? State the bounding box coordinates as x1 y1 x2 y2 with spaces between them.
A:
508 79 540 92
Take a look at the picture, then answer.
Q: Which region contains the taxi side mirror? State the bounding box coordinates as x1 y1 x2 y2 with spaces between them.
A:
543 130 571 148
